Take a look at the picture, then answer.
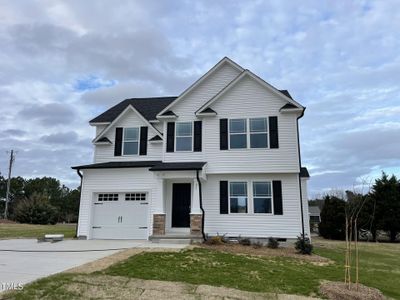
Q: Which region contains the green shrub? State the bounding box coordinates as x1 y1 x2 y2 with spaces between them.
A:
238 236 251 246
267 237 279 249
295 235 313 255
319 196 346 240
14 194 59 225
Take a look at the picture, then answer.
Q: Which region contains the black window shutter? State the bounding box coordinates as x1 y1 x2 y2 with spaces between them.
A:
269 116 279 148
220 119 228 150
193 121 202 152
273 180 283 215
220 181 228 214
114 127 123 156
139 126 148 155
166 122 175 152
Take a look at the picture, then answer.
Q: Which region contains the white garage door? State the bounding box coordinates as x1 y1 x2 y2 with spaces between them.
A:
91 192 149 239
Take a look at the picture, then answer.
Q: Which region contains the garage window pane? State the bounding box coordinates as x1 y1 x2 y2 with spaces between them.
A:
125 193 146 201
98 193 119 201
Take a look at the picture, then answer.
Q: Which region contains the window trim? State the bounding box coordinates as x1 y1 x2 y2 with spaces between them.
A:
252 181 274 214
227 118 270 150
122 127 140 156
175 121 193 152
228 181 248 214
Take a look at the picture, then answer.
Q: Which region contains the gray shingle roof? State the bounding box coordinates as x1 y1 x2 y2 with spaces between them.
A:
149 162 207 171
72 161 162 170
72 161 207 171
300 167 310 178
90 97 177 123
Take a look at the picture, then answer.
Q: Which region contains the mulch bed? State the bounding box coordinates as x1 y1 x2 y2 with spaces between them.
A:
320 281 385 300
200 243 333 265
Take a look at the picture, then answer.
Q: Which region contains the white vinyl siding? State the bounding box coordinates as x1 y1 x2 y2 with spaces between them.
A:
77 168 160 239
94 109 162 163
163 74 300 173
203 173 304 239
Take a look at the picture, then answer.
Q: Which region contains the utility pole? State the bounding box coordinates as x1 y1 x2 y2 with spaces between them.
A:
4 150 15 219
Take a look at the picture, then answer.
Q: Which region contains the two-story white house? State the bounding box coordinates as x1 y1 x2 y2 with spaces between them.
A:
72 57 310 241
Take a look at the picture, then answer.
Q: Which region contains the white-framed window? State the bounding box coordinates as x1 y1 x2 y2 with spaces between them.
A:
228 118 269 149
253 182 273 213
98 193 119 201
123 127 139 155
250 118 268 148
175 122 193 151
125 193 146 201
229 119 247 149
229 182 248 213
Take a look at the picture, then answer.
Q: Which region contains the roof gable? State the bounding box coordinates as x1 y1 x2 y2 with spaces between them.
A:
156 57 244 118
90 97 176 124
195 70 304 115
93 104 161 143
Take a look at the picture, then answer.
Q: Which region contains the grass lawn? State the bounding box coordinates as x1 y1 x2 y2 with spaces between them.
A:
3 238 400 299
0 223 76 239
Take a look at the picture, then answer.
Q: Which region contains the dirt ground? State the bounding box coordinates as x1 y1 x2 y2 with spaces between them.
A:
200 243 333 266
63 274 321 300
320 281 385 300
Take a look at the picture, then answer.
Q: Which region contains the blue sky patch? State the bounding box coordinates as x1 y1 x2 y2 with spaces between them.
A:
74 75 117 91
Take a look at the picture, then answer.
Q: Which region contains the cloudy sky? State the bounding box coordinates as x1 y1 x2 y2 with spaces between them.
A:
0 0 399 197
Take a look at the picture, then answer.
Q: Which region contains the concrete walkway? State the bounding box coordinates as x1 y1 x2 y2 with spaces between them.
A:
0 239 186 292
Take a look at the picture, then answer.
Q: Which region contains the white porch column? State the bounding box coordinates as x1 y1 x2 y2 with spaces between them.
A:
191 178 202 214
153 177 165 214
152 177 166 236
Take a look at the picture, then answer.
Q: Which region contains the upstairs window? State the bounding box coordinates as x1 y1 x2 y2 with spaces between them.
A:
230 182 248 213
229 119 247 149
123 128 139 155
175 122 193 151
250 118 268 148
253 182 272 213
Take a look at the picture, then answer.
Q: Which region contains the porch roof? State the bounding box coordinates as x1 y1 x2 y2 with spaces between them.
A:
71 161 162 170
149 162 207 171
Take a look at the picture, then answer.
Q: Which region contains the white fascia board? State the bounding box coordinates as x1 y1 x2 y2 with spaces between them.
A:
92 105 161 143
156 57 244 118
89 122 111 126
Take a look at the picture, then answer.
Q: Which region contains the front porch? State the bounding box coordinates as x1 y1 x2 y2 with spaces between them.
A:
149 163 207 242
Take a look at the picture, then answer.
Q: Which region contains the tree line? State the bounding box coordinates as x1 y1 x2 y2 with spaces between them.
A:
0 176 80 224
315 173 400 242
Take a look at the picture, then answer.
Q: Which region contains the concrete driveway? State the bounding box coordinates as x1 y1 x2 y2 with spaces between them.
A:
0 239 186 292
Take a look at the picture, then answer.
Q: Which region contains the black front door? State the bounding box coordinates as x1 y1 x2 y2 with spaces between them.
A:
172 183 191 227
